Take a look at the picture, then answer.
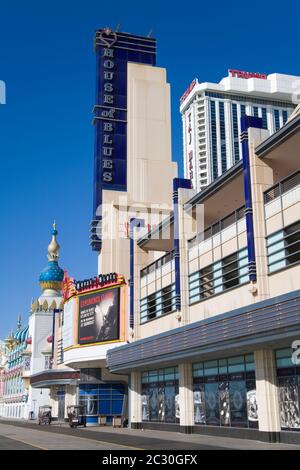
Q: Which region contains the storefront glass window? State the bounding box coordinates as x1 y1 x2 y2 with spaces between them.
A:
276 348 300 430
79 383 125 420
205 381 220 425
141 367 179 424
204 360 218 376
193 354 258 429
229 380 247 427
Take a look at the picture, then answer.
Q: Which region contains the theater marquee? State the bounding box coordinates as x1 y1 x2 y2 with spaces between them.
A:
62 271 127 349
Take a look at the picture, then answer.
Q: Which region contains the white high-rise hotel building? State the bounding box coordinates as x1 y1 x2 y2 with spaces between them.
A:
180 70 300 191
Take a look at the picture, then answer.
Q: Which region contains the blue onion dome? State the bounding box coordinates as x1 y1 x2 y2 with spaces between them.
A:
13 316 29 345
14 325 29 344
39 222 64 291
20 325 29 343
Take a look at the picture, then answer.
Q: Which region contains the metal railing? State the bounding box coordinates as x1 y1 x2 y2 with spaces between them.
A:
264 169 300 204
140 251 174 279
188 206 245 249
140 283 176 323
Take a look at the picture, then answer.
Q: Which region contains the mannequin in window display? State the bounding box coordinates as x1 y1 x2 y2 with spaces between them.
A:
149 387 159 421
246 389 258 423
158 387 165 422
85 395 97 415
279 378 300 428
141 394 149 421
219 382 230 426
175 394 180 421
194 389 206 424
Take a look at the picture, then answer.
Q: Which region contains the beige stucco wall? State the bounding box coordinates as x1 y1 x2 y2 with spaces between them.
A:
139 311 180 338
98 62 177 279
127 63 177 203
189 284 255 324
268 264 300 297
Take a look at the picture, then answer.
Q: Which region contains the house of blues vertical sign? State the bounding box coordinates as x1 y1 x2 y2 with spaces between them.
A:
91 28 156 251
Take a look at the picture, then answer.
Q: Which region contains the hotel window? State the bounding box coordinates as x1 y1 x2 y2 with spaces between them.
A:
267 221 300 273
274 109 280 131
140 283 176 323
189 248 249 304
276 348 300 431
240 104 246 117
282 110 288 125
219 102 227 174
253 106 259 117
210 101 218 179
232 103 240 164
141 367 179 423
261 108 268 129
205 92 291 108
193 354 257 429
44 355 52 370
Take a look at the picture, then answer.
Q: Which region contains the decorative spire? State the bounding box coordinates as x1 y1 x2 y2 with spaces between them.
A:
39 222 64 292
17 314 22 330
5 330 16 351
47 221 60 261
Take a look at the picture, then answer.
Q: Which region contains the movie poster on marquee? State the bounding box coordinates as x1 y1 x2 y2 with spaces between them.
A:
78 287 120 345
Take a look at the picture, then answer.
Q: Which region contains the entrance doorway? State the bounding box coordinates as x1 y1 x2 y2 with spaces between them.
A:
57 387 66 421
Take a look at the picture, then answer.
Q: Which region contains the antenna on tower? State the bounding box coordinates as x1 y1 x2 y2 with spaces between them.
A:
115 23 121 32
147 29 153 38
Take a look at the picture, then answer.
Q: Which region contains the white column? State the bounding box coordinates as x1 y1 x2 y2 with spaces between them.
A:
179 363 194 432
177 187 198 326
129 371 141 428
255 349 281 440
248 127 273 302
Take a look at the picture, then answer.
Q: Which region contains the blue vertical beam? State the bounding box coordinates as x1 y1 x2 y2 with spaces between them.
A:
90 30 156 252
240 115 263 282
129 218 145 330
173 178 192 311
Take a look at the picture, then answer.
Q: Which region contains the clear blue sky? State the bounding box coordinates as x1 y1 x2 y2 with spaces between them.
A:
0 0 299 337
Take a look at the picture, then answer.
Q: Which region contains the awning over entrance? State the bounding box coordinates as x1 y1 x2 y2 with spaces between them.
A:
30 369 80 388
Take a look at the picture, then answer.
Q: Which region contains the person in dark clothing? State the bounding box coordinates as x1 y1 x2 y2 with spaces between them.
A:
95 294 118 341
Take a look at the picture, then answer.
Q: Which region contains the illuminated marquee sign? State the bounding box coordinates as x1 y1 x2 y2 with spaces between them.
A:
91 28 156 251
229 69 267 80
180 78 197 105
63 272 126 349
62 271 125 301
74 272 121 292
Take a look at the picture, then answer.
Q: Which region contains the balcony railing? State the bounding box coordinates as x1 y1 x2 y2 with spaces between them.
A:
140 252 175 312
140 283 176 324
264 169 300 204
188 206 246 254
140 251 174 279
